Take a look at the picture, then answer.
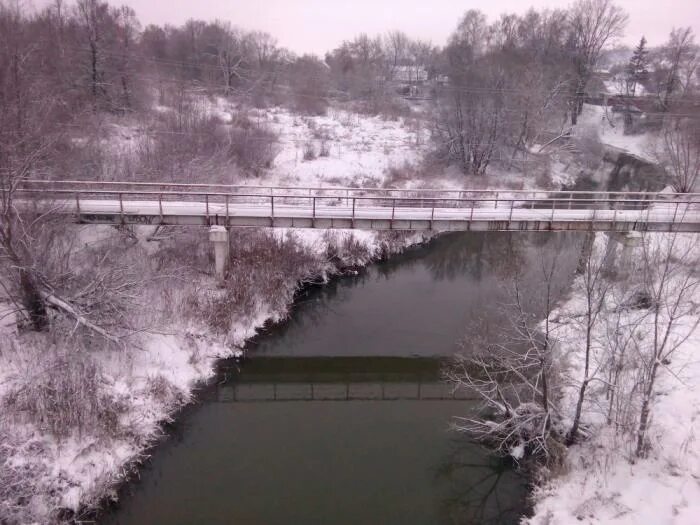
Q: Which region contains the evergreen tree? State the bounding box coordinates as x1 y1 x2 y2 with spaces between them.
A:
625 36 649 96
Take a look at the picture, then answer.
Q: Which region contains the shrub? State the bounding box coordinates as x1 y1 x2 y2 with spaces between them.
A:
206 230 326 334
323 232 373 268
1 342 125 439
303 141 317 161
228 120 281 175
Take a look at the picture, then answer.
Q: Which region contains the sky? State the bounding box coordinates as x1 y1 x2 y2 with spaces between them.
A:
34 0 700 54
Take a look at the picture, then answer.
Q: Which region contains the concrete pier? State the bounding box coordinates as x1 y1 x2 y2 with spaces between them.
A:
603 232 643 277
618 231 643 278
209 225 229 282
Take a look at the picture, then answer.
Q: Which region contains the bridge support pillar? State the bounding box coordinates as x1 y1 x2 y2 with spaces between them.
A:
603 232 642 278
618 232 643 278
209 225 229 283
602 233 620 274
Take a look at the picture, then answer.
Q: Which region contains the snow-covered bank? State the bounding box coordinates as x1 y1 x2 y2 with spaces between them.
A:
0 226 429 523
526 233 700 524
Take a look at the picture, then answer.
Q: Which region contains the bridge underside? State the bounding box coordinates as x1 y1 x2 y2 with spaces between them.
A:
73 212 700 233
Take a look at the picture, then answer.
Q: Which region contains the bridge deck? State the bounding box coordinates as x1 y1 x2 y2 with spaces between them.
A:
14 181 700 233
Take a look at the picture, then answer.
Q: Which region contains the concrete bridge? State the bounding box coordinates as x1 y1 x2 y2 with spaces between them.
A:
16 180 700 233
16 180 700 280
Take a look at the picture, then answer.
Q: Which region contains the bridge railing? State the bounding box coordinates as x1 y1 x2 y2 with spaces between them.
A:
14 180 700 225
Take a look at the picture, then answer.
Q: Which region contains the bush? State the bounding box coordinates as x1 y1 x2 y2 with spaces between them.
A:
303 141 317 161
1 342 125 439
206 230 326 334
228 120 281 175
323 232 373 268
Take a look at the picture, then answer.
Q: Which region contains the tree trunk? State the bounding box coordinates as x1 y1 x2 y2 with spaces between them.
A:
636 360 658 457
19 269 48 330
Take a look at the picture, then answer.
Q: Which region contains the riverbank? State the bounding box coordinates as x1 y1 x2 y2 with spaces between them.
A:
526 232 700 524
0 227 429 523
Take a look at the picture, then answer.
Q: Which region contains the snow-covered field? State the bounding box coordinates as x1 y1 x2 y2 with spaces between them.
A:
527 233 700 525
260 106 428 188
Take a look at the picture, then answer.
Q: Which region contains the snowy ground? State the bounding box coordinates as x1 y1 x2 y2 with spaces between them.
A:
526 233 700 525
258 106 429 188
577 104 657 162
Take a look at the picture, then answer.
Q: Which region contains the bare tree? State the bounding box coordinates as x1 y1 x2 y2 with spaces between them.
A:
566 234 612 444
76 0 112 109
112 5 140 111
568 0 629 124
657 27 698 112
384 30 410 80
446 249 568 464
635 233 700 457
659 118 700 193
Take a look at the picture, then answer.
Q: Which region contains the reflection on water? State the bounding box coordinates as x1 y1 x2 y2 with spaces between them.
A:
102 232 582 525
250 232 582 358
436 439 527 525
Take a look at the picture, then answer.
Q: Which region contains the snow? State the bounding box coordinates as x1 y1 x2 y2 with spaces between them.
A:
526 233 700 525
577 104 656 162
242 106 429 189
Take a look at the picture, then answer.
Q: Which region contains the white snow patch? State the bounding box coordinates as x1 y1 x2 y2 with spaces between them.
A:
527 233 700 525
577 104 656 162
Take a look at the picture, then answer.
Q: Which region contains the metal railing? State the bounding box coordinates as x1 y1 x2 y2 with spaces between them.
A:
14 180 700 229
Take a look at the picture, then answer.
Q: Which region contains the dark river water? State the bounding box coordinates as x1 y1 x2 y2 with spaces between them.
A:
102 231 583 525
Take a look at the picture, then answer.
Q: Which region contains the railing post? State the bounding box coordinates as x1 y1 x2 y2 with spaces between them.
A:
312 196 316 228
391 198 396 229
508 198 514 223
205 194 210 221
551 197 555 223
271 195 275 227
494 192 499 209
158 193 163 223
430 204 435 231
352 197 356 228
75 192 81 216
225 194 229 224
671 201 680 232
119 192 124 224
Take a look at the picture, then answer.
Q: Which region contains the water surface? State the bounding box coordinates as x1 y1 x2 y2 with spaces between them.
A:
103 232 582 525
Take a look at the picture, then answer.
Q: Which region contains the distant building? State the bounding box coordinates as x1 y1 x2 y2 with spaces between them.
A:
392 65 429 84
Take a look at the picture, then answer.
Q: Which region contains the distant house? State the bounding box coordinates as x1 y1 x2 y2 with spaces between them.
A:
435 74 449 87
392 65 429 84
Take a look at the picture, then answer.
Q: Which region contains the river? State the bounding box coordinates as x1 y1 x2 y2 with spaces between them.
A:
102 231 583 525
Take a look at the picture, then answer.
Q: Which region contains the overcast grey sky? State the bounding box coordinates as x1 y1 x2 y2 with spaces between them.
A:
37 0 700 54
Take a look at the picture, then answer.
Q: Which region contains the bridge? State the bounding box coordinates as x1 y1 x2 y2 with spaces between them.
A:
15 180 700 233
